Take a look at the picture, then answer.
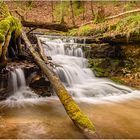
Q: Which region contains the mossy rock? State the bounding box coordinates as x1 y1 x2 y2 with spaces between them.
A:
88 58 124 77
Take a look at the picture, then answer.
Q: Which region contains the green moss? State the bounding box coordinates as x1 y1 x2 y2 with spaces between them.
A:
0 16 22 43
88 58 124 77
68 28 78 36
88 58 107 77
78 25 93 36
58 87 95 131
66 101 95 131
115 15 140 32
0 34 5 43
11 17 22 38
110 77 125 84
108 14 140 41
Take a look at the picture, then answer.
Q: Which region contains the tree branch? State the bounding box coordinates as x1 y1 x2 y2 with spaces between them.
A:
105 8 140 20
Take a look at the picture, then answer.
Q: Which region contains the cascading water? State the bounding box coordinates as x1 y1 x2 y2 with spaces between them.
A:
8 68 34 98
1 68 39 107
39 36 140 103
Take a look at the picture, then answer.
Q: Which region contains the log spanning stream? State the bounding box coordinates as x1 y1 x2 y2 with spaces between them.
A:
0 36 140 138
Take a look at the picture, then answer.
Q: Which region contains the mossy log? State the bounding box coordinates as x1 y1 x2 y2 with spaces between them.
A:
1 29 11 63
21 31 96 138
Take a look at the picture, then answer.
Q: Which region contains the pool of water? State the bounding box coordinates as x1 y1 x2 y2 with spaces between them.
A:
0 98 140 139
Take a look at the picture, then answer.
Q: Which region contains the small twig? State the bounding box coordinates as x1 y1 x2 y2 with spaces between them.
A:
15 10 25 21
27 27 38 35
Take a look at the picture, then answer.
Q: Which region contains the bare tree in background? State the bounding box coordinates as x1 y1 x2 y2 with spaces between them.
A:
94 5 105 23
70 0 75 26
60 0 65 24
82 1 85 20
51 1 54 22
90 1 94 18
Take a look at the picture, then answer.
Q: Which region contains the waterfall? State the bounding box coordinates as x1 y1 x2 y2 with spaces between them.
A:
6 68 38 102
39 36 140 103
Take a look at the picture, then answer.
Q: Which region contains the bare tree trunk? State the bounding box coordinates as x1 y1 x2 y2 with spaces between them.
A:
51 1 54 22
90 1 94 18
82 1 85 20
60 0 65 24
70 0 75 26
21 31 96 138
16 36 22 54
0 43 3 57
94 6 105 23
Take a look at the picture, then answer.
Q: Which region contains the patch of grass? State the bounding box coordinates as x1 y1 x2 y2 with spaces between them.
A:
110 77 125 84
115 15 140 31
68 28 78 36
108 14 140 40
78 25 93 36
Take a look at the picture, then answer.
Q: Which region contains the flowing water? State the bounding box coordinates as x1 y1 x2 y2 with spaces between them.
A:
0 68 39 108
0 36 140 138
40 36 140 103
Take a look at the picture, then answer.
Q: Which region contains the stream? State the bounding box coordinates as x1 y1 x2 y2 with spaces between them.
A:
0 36 140 138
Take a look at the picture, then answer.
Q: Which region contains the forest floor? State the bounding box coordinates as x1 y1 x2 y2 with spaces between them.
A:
7 1 140 27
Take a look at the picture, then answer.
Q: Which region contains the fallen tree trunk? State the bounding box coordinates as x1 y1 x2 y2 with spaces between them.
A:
21 31 96 138
105 8 140 20
21 20 68 32
14 10 69 32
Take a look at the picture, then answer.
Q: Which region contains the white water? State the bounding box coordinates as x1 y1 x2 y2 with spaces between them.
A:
39 36 140 103
0 68 39 107
1 36 140 107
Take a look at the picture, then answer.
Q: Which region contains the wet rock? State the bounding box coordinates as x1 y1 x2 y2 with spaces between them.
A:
0 88 10 100
47 56 52 60
29 74 52 97
40 92 52 97
84 43 119 58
